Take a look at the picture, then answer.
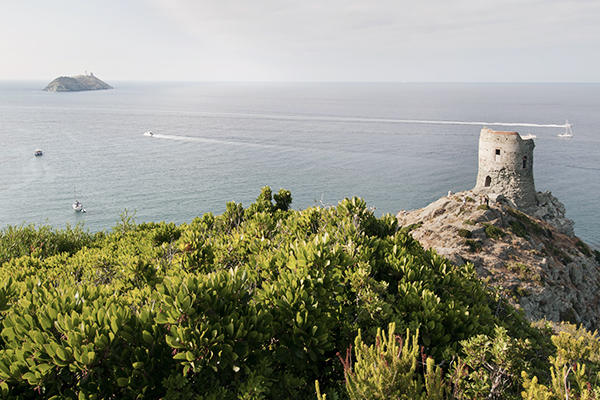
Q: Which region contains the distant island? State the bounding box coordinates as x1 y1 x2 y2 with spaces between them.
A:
43 72 113 92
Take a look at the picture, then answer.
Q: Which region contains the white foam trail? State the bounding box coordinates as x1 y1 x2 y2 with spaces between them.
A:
140 108 569 129
210 112 569 129
284 115 568 128
147 133 281 149
150 133 241 146
369 119 568 128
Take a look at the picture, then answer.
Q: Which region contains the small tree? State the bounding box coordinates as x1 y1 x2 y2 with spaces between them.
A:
339 323 445 400
273 188 292 211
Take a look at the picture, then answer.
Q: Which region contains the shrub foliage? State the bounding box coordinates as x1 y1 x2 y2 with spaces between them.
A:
0 187 598 399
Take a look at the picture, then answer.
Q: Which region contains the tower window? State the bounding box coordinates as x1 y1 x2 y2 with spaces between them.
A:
485 176 491 187
522 156 527 169
495 149 501 162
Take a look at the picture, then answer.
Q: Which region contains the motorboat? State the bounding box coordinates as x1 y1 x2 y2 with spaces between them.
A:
34 149 43 156
558 120 573 138
521 133 537 140
143 131 153 136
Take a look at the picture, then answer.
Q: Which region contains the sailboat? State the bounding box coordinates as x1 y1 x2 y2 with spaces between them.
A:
558 119 573 138
73 187 86 213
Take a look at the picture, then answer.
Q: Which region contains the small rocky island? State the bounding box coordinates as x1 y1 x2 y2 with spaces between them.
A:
43 72 113 92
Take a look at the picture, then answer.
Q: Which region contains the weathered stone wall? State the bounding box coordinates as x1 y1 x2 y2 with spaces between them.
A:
474 127 537 211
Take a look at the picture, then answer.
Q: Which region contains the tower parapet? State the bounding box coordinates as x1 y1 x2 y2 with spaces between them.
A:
473 127 537 210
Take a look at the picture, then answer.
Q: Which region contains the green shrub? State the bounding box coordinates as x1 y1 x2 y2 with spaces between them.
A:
450 326 527 399
545 243 573 265
0 187 500 399
575 239 592 257
458 228 473 238
340 323 445 400
405 221 423 231
2 187 588 399
515 286 530 298
507 262 532 281
0 222 98 265
464 239 482 252
483 223 505 240
522 322 600 399
477 204 490 210
509 221 529 238
506 207 543 235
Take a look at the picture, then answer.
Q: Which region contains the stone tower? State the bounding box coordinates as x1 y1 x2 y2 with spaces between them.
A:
473 127 537 210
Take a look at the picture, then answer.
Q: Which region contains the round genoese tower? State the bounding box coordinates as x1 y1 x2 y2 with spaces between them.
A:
473 127 537 210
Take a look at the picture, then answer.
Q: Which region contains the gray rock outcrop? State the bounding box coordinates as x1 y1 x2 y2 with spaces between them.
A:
43 74 113 92
397 191 600 330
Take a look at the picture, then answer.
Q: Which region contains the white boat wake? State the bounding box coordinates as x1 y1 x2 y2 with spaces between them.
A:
139 109 571 130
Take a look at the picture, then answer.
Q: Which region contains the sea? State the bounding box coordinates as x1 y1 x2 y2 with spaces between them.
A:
1 81 598 249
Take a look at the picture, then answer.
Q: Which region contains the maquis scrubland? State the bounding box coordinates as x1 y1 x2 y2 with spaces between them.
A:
0 187 598 399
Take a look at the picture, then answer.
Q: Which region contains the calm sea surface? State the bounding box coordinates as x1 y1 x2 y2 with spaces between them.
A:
1 81 598 248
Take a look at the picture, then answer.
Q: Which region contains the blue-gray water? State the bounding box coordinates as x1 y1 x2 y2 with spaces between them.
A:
1 81 598 248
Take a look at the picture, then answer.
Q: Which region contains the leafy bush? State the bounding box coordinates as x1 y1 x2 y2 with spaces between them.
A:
458 228 473 238
0 187 593 399
449 326 528 399
0 188 499 398
522 322 600 399
0 222 98 265
507 262 532 280
510 221 529 238
465 239 482 252
575 239 592 257
545 243 573 265
506 208 543 236
339 323 444 400
483 223 505 240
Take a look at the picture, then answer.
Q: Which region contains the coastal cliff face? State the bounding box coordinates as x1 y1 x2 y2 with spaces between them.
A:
43 74 113 92
397 191 600 330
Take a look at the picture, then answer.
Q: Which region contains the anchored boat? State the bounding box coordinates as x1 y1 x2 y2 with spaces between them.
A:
72 188 86 213
558 120 573 138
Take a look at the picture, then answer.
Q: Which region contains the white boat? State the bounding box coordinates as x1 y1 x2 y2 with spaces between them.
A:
143 131 153 136
521 133 537 140
73 200 86 212
558 119 573 138
34 149 43 156
72 188 86 212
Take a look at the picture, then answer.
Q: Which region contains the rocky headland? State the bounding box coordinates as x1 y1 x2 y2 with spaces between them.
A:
397 191 600 330
43 73 113 92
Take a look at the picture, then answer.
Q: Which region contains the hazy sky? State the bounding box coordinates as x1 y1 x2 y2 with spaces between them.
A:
1 0 599 82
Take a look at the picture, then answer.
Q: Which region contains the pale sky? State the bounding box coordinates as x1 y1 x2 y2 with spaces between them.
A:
1 0 599 82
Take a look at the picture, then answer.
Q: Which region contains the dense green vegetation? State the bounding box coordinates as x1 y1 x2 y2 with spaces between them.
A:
0 187 598 399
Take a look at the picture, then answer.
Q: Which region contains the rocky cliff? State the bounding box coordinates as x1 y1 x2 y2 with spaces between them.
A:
397 191 600 330
43 74 113 92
